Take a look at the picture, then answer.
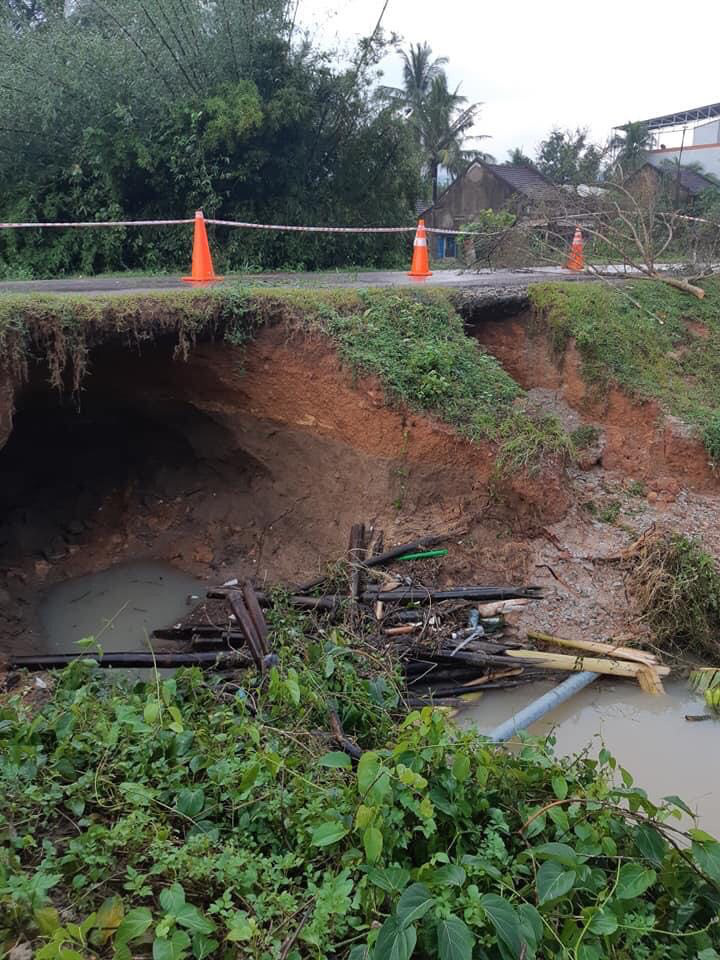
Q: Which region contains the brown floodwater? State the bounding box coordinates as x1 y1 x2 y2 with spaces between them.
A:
38 561 207 655
460 679 719 835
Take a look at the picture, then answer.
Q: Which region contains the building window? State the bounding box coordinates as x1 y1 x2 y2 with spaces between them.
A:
437 234 457 259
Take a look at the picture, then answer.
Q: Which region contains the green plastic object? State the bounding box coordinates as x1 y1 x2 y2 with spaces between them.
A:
396 548 449 562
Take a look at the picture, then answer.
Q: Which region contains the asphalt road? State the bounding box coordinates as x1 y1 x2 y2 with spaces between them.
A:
0 266 594 296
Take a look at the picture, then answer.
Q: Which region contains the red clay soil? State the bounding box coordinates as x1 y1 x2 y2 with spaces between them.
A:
2 320 720 668
472 312 717 493
0 327 568 654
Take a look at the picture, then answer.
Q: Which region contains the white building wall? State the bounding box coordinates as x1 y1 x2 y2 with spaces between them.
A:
693 120 720 145
647 144 720 179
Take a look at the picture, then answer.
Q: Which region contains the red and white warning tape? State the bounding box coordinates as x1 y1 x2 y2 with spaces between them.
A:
0 215 489 236
0 218 195 229
205 217 414 234
1 213 718 234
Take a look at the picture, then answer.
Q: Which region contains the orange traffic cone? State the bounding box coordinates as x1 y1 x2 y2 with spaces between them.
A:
408 219 432 279
566 225 584 272
182 210 223 283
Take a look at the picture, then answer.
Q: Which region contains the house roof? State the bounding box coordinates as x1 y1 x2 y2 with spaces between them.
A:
642 160 716 195
481 162 557 201
677 166 716 195
421 159 558 217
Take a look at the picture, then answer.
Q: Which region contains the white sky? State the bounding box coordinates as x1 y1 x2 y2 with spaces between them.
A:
300 0 718 160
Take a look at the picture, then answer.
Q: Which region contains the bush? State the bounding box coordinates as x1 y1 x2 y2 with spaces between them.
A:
325 291 522 440
623 529 720 664
570 425 601 450
3 599 720 958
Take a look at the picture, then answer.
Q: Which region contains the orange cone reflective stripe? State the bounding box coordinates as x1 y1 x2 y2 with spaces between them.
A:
566 225 584 272
182 210 223 283
408 219 432 279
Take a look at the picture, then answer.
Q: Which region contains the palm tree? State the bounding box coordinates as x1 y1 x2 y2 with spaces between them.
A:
611 121 654 176
384 45 485 202
415 75 486 199
382 42 448 116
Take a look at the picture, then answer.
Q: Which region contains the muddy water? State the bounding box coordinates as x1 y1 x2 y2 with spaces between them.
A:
460 680 719 835
38 561 206 654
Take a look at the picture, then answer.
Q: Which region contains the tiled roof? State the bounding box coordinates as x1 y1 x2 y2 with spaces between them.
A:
677 166 716 195
645 159 716 195
483 163 557 201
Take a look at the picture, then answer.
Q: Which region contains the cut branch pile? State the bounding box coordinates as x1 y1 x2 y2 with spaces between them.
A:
8 523 668 698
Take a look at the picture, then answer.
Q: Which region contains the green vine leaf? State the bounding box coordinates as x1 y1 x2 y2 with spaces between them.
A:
536 861 576 905
437 915 474 960
374 916 417 960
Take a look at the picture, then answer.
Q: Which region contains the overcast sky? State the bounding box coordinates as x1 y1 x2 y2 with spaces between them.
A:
300 0 718 160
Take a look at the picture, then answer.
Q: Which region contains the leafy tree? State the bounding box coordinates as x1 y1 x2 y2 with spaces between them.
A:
0 0 422 276
536 127 604 185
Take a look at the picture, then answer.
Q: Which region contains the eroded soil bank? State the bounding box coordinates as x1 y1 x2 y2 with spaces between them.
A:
467 309 718 494
1 293 719 671
0 323 567 655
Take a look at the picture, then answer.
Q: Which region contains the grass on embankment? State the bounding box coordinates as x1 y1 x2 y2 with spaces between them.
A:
0 286 572 472
530 277 720 461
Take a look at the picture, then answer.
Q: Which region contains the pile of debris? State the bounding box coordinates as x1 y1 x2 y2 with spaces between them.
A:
10 525 669 700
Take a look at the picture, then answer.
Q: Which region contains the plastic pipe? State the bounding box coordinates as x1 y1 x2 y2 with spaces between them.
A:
486 671 599 743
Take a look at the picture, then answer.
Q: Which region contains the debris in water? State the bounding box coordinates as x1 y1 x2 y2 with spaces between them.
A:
10 525 671 703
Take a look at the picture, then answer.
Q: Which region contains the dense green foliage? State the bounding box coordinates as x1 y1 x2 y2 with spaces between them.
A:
3 601 720 959
0 1 422 277
326 293 520 438
529 278 720 459
324 291 572 468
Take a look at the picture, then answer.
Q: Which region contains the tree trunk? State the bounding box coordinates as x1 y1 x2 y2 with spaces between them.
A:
431 159 439 204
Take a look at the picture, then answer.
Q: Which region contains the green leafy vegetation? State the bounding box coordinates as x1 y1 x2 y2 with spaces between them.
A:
326 293 519 437
689 669 720 714
326 292 572 470
530 278 720 459
0 1 422 278
0 287 571 472
3 599 720 958
494 413 573 475
623 529 720 665
535 128 604 186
